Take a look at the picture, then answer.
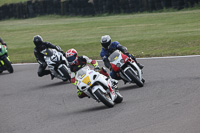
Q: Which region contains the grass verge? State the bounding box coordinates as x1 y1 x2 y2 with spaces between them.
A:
0 9 200 63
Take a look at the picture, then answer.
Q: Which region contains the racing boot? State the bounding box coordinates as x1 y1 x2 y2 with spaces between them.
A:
122 78 128 85
77 89 88 98
110 78 118 86
137 63 144 69
50 73 55 80
100 67 109 77
0 66 3 73
110 78 119 91
142 78 145 83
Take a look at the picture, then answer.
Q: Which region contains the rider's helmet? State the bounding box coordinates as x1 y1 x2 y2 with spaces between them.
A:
101 35 111 49
33 35 43 47
66 49 78 65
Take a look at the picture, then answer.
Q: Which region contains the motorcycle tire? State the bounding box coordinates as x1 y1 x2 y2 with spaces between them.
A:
94 89 114 108
59 66 70 82
126 69 143 87
3 57 14 73
114 91 123 103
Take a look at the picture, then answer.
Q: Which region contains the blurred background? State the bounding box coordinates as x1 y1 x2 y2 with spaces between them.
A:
0 0 200 20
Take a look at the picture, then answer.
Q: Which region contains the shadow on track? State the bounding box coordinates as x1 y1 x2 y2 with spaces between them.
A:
41 81 70 88
73 105 109 113
49 105 109 120
119 84 140 91
28 81 70 91
0 72 11 75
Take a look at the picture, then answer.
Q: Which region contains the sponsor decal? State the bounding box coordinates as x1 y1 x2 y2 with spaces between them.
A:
107 80 114 94
82 76 92 86
89 71 93 74
87 82 91 86
81 74 85 78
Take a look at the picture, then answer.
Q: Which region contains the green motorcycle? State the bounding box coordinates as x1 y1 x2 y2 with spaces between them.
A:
0 44 13 73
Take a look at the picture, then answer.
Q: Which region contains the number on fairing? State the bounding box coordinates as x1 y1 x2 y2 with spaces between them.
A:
51 55 58 62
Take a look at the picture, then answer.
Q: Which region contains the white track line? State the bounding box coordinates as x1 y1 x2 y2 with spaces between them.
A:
13 63 38 66
13 55 200 66
138 55 200 60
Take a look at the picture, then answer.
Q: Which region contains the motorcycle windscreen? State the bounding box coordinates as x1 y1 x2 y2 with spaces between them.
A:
76 66 88 79
108 50 120 62
41 49 53 57
0 45 6 56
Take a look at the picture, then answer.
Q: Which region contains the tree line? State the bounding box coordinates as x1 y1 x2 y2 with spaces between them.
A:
0 0 199 20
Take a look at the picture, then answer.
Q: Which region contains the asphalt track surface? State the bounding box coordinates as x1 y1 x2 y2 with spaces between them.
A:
1 56 200 133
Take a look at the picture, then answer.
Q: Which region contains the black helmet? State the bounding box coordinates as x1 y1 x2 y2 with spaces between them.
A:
101 35 111 49
33 35 43 46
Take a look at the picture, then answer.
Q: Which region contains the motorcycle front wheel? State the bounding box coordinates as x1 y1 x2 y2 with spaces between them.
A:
114 91 123 103
94 89 114 108
3 57 14 73
126 69 143 87
58 65 71 82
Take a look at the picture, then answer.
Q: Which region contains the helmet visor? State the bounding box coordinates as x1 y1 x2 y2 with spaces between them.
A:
101 40 111 49
67 53 77 64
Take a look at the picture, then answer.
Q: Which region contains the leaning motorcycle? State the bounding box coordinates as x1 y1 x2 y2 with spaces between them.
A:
41 48 71 81
0 44 13 73
76 65 123 108
108 50 144 87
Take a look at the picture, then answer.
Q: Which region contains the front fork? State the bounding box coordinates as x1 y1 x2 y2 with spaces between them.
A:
0 60 4 66
0 56 11 66
7 56 11 62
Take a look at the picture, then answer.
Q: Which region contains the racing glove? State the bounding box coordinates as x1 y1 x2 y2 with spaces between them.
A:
2 42 7 46
117 45 128 54
56 46 65 56
56 46 62 52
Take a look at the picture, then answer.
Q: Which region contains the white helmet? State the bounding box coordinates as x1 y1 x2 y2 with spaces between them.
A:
65 48 78 65
101 35 111 49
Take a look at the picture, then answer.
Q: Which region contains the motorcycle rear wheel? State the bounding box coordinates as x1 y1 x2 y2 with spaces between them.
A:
94 89 114 108
3 57 13 73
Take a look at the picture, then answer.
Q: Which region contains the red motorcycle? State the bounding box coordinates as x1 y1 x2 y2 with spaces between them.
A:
108 50 144 87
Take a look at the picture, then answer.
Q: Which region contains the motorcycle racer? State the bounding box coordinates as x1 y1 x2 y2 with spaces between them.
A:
0 37 7 46
0 37 9 73
100 35 144 81
66 48 116 98
33 35 64 79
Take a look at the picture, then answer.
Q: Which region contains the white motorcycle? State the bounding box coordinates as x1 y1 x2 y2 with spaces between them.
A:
76 65 123 108
41 48 71 82
108 50 144 87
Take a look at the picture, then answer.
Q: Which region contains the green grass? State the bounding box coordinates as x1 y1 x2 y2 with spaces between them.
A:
0 10 200 63
0 0 27 6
